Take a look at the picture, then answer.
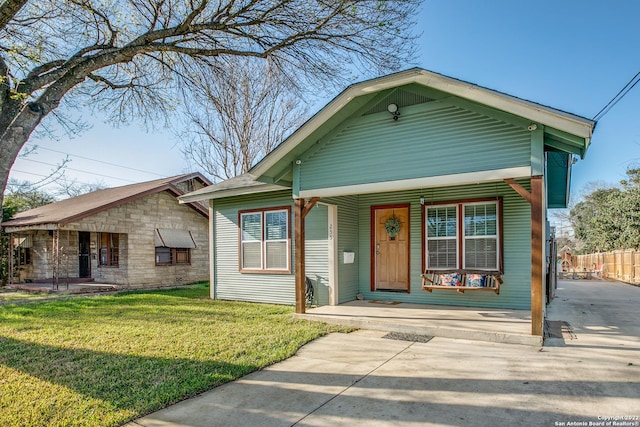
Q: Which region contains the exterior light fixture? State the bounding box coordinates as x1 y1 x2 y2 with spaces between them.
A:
387 103 400 121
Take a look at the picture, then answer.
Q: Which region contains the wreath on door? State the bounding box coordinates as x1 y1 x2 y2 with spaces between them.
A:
385 215 401 238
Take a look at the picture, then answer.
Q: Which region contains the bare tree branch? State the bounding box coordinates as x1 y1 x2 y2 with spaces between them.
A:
0 0 420 209
180 57 310 181
0 0 28 31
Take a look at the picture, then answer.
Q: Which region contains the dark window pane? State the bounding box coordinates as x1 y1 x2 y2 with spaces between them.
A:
265 211 287 240
156 247 171 264
241 213 262 241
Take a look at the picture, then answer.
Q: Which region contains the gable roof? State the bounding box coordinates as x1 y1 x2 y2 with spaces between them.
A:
251 68 596 184
2 173 211 230
179 68 596 205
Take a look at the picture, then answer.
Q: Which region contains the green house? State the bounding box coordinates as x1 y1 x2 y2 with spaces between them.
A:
181 69 595 337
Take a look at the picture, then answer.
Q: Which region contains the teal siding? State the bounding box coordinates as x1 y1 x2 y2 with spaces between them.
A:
211 185 532 309
300 103 531 191
305 204 329 306
213 192 358 307
355 181 532 309
546 151 570 208
213 191 295 304
324 196 360 304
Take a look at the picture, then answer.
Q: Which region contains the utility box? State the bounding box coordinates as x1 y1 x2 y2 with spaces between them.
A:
343 251 355 264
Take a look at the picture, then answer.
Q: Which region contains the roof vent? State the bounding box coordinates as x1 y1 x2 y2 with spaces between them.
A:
364 89 435 115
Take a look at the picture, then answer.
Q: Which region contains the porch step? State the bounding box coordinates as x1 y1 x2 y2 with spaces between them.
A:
295 313 542 347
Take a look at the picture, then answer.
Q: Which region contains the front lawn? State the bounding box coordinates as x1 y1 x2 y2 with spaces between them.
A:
0 288 55 303
0 283 347 427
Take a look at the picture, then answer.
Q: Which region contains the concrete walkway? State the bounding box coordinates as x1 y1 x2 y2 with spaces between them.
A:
126 280 640 427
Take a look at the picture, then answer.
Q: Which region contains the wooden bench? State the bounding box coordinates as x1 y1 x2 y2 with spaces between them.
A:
421 269 503 295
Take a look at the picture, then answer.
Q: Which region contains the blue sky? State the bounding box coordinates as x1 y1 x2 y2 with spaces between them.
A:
9 0 640 201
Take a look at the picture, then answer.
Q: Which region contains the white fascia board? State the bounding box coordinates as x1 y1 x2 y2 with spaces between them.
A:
298 166 531 199
179 184 290 203
414 72 594 139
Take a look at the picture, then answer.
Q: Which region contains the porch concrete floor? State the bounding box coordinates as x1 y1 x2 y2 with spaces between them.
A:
296 300 540 346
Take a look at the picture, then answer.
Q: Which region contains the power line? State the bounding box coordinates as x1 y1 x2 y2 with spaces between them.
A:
593 70 640 122
10 168 118 190
18 158 138 183
10 169 57 179
8 169 65 189
9 169 114 191
23 145 166 177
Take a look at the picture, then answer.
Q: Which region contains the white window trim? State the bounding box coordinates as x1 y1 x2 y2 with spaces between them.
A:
239 207 291 273
425 204 459 270
240 211 263 271
264 209 290 271
461 201 500 270
425 200 500 271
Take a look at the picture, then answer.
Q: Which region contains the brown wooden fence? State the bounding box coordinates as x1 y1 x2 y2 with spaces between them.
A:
571 250 640 284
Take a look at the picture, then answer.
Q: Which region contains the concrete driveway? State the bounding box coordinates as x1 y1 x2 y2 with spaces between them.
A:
127 280 640 427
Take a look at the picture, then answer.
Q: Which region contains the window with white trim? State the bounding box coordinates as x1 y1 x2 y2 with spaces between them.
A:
239 207 290 272
425 200 501 271
426 205 458 269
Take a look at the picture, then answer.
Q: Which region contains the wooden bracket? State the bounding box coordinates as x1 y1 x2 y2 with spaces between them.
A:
504 178 532 204
301 197 320 219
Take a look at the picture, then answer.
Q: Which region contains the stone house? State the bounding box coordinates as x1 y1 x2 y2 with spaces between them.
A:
2 173 211 288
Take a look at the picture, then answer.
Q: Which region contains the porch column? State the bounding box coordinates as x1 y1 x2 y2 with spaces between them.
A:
531 176 544 336
52 228 60 290
8 233 14 286
504 176 545 337
65 230 70 290
294 199 305 314
294 197 320 314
